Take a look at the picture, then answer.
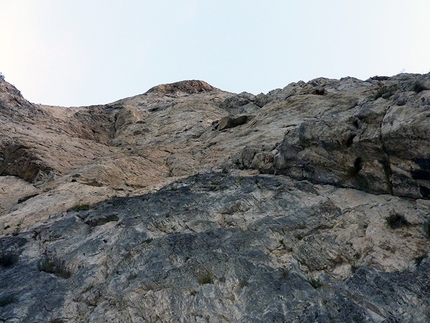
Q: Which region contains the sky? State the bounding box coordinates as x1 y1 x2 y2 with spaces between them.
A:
1 0 430 107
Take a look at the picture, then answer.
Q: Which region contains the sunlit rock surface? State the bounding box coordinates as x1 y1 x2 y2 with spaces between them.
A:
1 74 430 322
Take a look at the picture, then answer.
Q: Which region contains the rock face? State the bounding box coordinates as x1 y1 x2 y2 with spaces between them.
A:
1 75 430 322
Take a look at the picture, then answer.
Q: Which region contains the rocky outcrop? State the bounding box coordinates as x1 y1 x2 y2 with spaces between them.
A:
1 75 430 322
146 80 218 95
231 75 430 199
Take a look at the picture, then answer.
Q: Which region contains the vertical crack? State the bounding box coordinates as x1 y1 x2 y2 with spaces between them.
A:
112 112 119 139
379 106 393 195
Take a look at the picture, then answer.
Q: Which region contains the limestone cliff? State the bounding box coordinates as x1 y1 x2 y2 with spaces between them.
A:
0 74 429 322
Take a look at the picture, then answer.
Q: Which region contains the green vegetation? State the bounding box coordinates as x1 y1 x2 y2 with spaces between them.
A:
72 204 90 211
238 280 249 288
0 295 16 307
413 82 429 93
282 269 288 279
12 221 22 236
85 214 119 227
197 271 213 285
385 213 410 229
295 233 304 241
415 254 427 267
374 86 388 99
308 277 322 289
38 257 72 279
0 252 19 268
82 283 96 294
374 85 396 100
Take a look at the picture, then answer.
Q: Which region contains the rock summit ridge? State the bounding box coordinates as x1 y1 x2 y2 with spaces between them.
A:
145 80 219 95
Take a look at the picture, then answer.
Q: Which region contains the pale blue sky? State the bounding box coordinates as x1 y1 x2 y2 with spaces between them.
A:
1 0 429 106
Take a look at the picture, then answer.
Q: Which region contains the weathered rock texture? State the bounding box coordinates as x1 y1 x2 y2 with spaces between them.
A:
1 74 430 322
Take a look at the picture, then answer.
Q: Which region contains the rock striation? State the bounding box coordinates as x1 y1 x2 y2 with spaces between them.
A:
1 74 430 322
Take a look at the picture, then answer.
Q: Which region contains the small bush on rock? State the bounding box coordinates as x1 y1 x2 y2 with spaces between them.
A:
385 213 409 229
38 257 72 279
308 277 322 289
374 85 396 100
12 222 22 236
413 82 429 93
374 86 387 99
0 252 19 268
238 280 249 288
415 254 427 267
197 272 213 285
72 204 90 211
0 295 16 307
